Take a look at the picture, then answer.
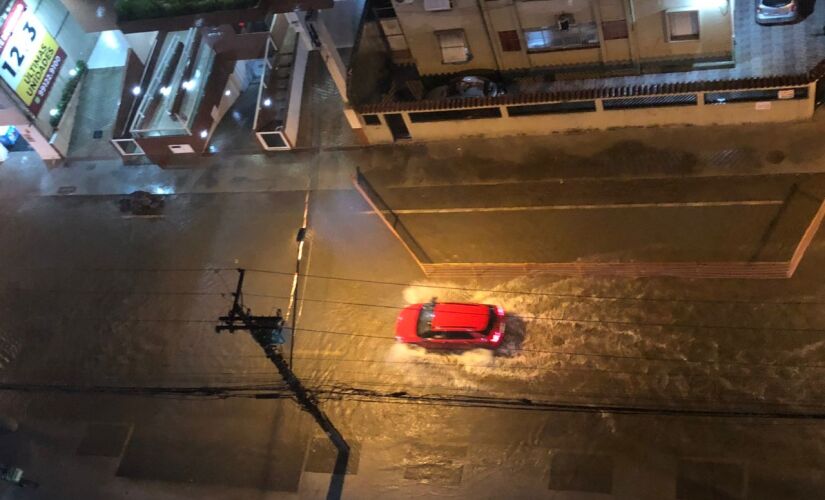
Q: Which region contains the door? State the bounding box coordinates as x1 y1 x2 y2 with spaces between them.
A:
425 331 477 348
384 113 410 141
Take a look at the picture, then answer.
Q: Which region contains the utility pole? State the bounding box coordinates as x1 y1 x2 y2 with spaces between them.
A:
216 269 349 500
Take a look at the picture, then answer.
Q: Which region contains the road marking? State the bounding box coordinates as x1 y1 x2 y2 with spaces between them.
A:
359 199 783 215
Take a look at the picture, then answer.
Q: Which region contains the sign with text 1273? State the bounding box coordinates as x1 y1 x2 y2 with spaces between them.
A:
0 0 66 115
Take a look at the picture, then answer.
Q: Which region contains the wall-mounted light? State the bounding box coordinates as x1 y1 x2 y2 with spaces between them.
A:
69 68 77 77
49 108 58 117
200 129 208 139
131 85 142 96
159 86 171 96
263 97 272 107
225 89 231 96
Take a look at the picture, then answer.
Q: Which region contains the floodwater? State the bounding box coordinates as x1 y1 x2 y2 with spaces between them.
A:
1 187 825 498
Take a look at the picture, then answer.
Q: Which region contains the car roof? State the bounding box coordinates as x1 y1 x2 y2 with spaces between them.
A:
430 303 490 332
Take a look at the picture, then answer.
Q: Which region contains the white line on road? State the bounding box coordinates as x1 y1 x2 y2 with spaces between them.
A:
359 199 783 215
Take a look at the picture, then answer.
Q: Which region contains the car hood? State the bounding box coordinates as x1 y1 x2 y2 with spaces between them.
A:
396 304 423 340
431 303 490 332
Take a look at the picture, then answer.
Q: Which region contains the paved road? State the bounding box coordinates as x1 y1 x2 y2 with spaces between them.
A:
365 173 825 263
0 176 824 498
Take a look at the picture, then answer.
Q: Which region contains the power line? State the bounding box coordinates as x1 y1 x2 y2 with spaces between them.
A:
240 267 825 307
241 294 825 335
56 315 825 373
312 384 825 420
18 265 825 307
0 381 292 400
289 326 825 372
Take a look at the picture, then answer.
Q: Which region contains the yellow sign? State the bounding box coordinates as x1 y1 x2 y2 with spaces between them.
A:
16 31 58 105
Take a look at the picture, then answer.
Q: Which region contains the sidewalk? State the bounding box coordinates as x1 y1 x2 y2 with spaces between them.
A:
2 108 825 199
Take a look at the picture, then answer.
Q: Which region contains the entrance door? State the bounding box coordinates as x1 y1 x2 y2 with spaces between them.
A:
384 113 410 141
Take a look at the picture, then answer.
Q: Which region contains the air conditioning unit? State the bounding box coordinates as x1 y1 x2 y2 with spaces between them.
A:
557 13 575 30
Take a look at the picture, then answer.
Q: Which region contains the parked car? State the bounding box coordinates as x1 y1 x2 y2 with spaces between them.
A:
395 299 506 348
756 0 798 24
426 76 506 100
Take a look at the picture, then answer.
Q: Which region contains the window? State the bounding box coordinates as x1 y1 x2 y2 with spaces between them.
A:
362 114 381 125
437 29 471 63
666 11 700 41
409 108 502 123
379 19 409 51
444 332 475 340
424 0 452 11
523 23 599 52
498 30 521 52
601 20 628 40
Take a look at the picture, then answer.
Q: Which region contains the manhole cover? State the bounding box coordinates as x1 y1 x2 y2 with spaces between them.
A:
57 186 76 195
93 130 103 139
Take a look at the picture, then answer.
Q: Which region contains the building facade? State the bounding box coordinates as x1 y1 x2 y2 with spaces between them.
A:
0 0 339 166
384 0 734 76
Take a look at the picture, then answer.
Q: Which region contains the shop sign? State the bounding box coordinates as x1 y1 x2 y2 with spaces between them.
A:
0 0 66 115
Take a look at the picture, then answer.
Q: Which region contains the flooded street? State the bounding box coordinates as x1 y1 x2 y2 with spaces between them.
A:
1 171 825 498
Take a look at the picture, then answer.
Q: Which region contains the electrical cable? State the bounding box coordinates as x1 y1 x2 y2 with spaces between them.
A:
15 265 825 306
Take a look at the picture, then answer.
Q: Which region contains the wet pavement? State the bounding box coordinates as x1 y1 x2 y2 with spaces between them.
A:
67 67 125 160
2 89 825 500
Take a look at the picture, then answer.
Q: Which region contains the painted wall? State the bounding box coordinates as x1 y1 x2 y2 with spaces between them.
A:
393 0 498 75
392 0 732 74
634 0 732 62
360 86 816 144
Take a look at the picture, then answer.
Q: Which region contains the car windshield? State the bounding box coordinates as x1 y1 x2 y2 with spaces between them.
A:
417 304 496 338
762 0 792 6
417 303 436 337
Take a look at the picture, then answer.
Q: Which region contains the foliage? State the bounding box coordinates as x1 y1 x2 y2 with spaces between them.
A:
49 60 87 128
115 0 258 21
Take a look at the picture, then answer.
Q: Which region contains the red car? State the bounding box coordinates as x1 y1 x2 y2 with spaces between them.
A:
395 300 506 348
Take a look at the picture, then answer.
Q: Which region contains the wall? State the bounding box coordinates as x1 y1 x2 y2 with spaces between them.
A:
48 73 84 157
359 85 815 144
633 0 733 63
393 0 497 75
124 32 159 64
393 0 731 75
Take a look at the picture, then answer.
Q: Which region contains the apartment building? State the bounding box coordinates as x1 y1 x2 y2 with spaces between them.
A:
384 0 734 76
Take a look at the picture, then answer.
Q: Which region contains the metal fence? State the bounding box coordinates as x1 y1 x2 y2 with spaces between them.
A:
353 167 432 265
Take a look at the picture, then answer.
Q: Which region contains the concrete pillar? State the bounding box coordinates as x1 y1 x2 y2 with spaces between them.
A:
286 12 362 131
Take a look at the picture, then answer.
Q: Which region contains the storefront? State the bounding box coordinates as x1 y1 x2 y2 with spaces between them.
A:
0 0 98 162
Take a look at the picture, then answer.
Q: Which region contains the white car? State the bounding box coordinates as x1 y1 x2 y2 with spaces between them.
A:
756 0 799 24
